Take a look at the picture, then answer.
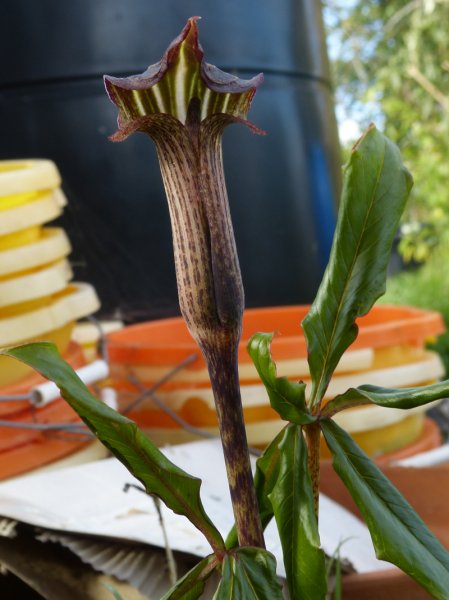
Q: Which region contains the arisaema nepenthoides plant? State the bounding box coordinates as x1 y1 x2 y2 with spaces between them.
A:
4 17 449 600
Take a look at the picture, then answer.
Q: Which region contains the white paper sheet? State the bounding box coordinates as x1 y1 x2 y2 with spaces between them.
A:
0 439 393 574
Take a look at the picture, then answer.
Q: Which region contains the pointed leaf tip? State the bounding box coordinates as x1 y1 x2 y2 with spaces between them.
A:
303 125 413 407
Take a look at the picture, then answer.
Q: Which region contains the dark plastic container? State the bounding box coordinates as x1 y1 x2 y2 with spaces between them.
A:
0 0 341 321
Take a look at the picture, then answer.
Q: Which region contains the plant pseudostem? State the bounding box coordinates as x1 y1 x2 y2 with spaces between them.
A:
304 423 321 517
206 342 265 547
104 17 265 548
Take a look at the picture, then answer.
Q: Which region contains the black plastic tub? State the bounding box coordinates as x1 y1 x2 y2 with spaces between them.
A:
0 0 341 321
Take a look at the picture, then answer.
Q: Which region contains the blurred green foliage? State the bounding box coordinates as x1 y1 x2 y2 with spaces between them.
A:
382 243 449 375
324 0 449 263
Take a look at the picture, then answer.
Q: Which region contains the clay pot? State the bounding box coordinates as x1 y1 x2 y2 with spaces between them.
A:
0 343 89 480
107 304 445 454
108 304 444 369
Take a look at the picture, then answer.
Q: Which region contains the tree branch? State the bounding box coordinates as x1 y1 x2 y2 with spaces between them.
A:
407 64 449 114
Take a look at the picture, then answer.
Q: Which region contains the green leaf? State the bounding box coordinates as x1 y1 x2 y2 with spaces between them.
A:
325 544 343 600
225 427 285 550
269 425 327 600
214 548 284 599
302 125 413 407
247 333 315 425
102 583 125 600
333 558 342 600
3 343 224 553
323 379 449 417
161 555 217 600
254 427 286 528
321 418 449 599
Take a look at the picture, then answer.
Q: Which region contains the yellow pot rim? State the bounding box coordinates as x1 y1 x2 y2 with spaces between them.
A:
0 259 73 308
0 282 100 346
0 159 61 198
0 189 67 237
0 228 71 277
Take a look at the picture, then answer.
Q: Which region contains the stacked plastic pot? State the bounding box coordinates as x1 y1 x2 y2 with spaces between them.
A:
108 304 445 461
0 159 102 479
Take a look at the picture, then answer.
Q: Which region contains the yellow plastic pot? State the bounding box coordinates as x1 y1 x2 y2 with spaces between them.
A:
0 159 61 196
0 259 73 308
0 228 71 277
0 283 100 386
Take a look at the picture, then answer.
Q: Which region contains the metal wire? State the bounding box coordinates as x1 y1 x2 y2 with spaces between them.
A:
125 361 263 456
124 357 218 440
0 319 110 434
0 420 89 433
123 483 177 585
0 321 263 457
144 389 217 440
122 353 198 415
0 393 32 402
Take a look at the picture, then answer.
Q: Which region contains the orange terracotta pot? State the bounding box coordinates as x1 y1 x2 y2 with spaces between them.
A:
0 435 89 481
108 304 444 370
108 305 445 454
0 400 82 452
0 342 92 480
